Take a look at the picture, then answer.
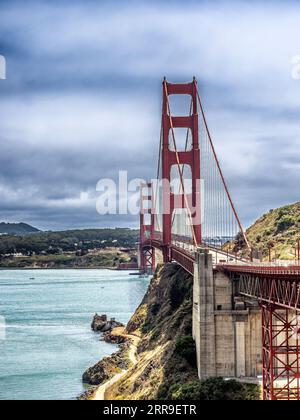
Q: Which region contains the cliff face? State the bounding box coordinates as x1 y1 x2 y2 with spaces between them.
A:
105 263 198 400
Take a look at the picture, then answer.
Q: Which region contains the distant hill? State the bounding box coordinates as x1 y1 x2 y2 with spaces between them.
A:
236 202 300 260
0 222 40 236
0 227 139 256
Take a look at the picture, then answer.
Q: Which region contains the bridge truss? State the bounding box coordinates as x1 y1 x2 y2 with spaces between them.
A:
220 265 300 399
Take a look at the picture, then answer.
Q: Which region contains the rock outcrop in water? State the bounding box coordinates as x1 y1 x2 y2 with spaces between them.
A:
82 343 130 386
91 314 124 333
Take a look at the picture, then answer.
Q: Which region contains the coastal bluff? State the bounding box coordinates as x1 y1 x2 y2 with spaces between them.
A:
82 264 199 399
81 264 259 400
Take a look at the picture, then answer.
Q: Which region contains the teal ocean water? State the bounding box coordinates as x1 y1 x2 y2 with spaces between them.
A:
0 269 149 400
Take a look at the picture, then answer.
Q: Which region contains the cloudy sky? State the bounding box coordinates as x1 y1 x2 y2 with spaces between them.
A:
0 0 300 231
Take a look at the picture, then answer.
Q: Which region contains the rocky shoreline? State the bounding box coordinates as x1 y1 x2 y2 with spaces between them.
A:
78 314 130 400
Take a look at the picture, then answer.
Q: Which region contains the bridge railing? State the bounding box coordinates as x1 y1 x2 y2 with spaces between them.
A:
249 260 300 267
150 230 252 265
218 264 300 276
217 260 300 268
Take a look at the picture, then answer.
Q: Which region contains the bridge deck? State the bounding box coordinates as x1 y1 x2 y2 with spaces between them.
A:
147 237 300 277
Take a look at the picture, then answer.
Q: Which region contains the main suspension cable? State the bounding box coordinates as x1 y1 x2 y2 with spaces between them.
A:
195 84 250 251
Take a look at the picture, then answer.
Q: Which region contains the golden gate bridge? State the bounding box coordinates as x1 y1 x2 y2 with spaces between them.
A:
139 78 300 401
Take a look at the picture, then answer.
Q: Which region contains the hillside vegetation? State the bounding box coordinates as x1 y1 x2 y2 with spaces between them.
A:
0 249 136 269
238 202 300 260
0 228 138 256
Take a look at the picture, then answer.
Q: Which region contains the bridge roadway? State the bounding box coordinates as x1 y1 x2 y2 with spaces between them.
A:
145 234 300 312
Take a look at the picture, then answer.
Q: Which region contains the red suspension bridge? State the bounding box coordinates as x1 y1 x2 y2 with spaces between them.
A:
139 78 300 401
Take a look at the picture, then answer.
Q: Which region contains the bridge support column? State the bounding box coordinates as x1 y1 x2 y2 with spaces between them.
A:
193 249 262 381
139 182 156 274
193 249 216 378
262 304 300 400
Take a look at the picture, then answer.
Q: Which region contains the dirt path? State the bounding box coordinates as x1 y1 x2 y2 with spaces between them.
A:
93 370 127 400
92 330 139 401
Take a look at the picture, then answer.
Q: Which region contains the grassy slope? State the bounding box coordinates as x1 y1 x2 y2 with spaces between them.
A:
243 202 300 260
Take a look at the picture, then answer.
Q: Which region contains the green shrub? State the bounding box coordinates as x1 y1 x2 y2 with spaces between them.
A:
276 215 295 233
174 336 197 366
170 272 192 309
150 303 160 316
167 378 260 400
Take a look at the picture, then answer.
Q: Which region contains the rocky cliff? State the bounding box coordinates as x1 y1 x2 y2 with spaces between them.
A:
83 263 259 400
110 263 197 400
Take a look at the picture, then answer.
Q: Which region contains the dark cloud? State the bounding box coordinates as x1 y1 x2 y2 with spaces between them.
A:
0 0 300 229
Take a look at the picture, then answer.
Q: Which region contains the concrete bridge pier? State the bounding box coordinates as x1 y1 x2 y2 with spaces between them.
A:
192 249 262 380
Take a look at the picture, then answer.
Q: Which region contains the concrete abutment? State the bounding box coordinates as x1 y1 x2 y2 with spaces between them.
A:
192 249 262 380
